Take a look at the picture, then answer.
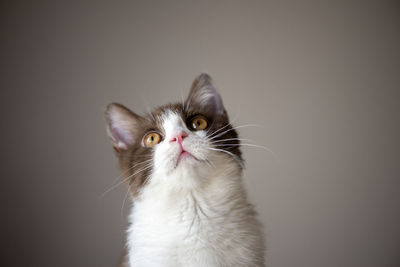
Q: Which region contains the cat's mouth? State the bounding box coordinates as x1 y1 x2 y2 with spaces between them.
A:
175 148 197 167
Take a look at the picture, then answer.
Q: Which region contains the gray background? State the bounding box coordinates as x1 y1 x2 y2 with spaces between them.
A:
1 1 399 267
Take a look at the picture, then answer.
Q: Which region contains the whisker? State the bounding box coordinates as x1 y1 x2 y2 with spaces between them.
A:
213 143 278 160
206 115 239 137
142 171 153 188
99 158 153 201
207 147 245 169
117 163 153 185
100 163 154 198
210 137 252 144
208 124 262 141
207 121 231 138
214 143 265 149
109 159 153 186
121 188 132 218
205 119 217 136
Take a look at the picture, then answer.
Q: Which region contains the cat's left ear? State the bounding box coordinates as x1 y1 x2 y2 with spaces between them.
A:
105 103 142 152
185 73 225 116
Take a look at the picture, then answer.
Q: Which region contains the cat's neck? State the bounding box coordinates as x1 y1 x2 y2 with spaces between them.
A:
139 158 243 202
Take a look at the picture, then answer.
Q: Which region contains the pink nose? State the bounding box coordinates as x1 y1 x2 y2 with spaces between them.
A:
169 131 188 144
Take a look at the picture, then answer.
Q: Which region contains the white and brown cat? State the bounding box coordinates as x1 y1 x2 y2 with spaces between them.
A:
105 74 265 267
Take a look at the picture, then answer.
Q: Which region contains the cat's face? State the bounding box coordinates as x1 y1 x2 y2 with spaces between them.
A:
105 74 242 197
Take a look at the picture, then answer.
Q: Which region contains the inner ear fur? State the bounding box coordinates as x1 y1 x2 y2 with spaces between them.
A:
186 73 225 116
105 103 143 150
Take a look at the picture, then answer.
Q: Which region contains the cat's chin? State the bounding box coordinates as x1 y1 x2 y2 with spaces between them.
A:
174 151 198 169
178 151 191 161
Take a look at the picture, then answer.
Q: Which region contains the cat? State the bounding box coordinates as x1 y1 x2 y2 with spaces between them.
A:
105 74 265 267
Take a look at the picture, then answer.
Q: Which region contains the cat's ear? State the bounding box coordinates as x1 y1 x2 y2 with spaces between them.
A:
105 103 142 151
186 73 225 116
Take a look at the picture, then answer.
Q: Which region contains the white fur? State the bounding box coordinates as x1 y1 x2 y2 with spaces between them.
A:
126 112 265 267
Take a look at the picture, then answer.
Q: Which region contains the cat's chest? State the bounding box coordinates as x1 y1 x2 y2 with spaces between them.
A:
127 191 237 267
127 186 239 252
126 180 264 267
130 191 221 236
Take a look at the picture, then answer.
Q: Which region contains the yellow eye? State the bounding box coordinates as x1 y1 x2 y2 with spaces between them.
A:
191 116 208 131
143 132 161 147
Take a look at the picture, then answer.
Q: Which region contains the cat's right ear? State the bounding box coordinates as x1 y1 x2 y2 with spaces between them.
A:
105 103 142 152
186 73 225 116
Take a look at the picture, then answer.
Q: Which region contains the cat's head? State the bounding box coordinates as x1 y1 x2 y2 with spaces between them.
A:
105 74 242 197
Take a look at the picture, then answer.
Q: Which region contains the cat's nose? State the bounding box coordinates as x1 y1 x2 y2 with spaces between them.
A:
169 131 188 144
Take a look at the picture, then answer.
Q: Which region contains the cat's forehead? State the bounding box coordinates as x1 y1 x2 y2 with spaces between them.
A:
152 103 184 117
148 103 186 129
160 109 185 133
149 101 210 121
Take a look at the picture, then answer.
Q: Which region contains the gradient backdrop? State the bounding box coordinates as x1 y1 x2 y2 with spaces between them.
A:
1 1 400 267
